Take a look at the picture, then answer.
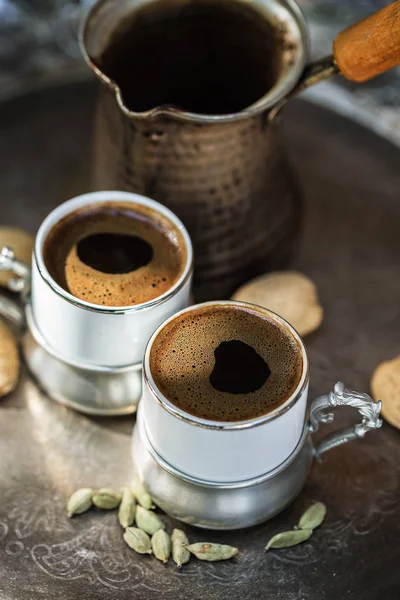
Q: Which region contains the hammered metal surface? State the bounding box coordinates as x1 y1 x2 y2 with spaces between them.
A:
93 85 301 301
0 81 400 599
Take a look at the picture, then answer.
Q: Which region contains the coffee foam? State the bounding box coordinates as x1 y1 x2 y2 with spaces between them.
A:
150 304 303 422
43 202 187 307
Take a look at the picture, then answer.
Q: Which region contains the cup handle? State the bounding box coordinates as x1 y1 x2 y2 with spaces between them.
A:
309 381 383 461
0 246 31 300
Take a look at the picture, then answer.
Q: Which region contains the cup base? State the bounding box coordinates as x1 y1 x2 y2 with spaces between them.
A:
132 407 313 530
22 328 141 416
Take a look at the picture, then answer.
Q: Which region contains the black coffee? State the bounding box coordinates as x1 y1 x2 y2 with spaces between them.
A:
77 233 154 274
43 202 187 307
150 304 303 422
97 0 280 115
209 340 271 395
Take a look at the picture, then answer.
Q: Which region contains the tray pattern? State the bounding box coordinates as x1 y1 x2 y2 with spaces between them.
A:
0 82 399 599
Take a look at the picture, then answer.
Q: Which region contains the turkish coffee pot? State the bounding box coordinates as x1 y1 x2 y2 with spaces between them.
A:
81 0 400 300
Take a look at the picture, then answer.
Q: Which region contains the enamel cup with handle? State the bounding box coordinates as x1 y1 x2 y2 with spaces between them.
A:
132 301 383 529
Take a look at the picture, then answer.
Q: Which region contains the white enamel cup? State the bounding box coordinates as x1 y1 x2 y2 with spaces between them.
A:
141 301 309 483
30 191 193 370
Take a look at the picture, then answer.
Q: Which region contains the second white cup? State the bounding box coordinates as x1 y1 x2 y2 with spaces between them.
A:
30 190 193 370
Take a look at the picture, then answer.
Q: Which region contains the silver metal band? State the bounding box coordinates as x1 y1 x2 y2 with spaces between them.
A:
310 381 383 460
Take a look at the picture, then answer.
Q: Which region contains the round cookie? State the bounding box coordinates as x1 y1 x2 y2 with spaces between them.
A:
371 356 400 429
232 271 323 337
0 319 20 397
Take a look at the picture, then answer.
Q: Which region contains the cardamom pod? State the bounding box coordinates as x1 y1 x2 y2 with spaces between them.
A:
131 475 154 510
298 502 327 531
265 528 313 551
67 488 93 517
118 487 136 528
92 488 122 510
171 528 190 568
151 529 172 563
123 527 152 555
187 543 238 562
135 505 165 535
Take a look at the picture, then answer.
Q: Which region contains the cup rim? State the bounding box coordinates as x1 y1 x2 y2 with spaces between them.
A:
144 300 310 430
34 191 194 314
80 0 309 124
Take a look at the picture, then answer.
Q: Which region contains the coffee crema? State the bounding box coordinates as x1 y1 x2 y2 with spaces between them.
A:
150 304 303 422
43 202 187 307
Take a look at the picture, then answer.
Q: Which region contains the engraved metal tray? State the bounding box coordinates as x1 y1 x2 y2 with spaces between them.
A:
0 80 399 600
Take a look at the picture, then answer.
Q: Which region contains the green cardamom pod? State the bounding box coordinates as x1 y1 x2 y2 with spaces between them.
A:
187 543 238 562
265 528 313 551
171 528 190 568
123 527 152 555
92 488 122 510
298 502 327 531
131 475 154 510
135 505 165 535
67 488 93 517
118 487 136 528
151 529 172 563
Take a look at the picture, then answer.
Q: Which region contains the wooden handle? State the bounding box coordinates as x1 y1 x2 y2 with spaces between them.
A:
333 0 400 82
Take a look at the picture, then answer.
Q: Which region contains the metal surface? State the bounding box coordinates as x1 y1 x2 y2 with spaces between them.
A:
268 54 340 121
0 81 400 599
92 88 302 302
